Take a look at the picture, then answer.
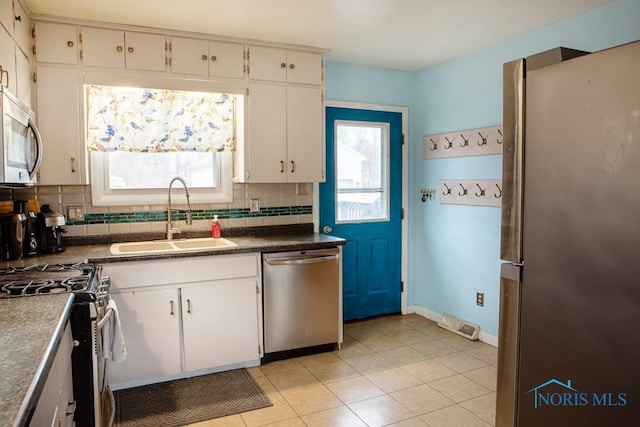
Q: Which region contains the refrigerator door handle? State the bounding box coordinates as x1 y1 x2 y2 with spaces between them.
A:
496 263 522 427
501 59 525 263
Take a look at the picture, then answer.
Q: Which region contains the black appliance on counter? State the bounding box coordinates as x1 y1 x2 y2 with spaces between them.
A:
36 204 66 253
0 211 26 260
13 200 38 257
0 263 112 426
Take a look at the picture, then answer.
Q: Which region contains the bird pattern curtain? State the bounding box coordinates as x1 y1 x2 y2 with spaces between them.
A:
86 85 235 153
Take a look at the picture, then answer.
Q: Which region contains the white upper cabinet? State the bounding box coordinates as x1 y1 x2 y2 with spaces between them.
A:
0 0 13 37
81 27 124 68
15 48 30 106
81 27 166 71
124 31 166 71
243 82 324 183
36 65 85 185
35 22 78 64
0 27 16 94
171 37 244 78
249 46 322 85
12 0 29 55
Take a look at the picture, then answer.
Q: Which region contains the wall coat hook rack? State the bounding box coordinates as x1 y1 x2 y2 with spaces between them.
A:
440 179 502 207
424 125 502 159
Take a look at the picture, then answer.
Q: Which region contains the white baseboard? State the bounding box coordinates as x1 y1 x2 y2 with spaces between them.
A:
407 305 498 348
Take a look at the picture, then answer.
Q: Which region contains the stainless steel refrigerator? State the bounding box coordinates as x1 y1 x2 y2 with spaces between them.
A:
496 40 640 426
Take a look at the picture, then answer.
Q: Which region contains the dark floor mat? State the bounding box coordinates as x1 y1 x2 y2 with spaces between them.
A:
114 369 272 427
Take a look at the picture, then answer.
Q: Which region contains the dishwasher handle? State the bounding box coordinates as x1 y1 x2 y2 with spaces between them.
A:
264 254 338 266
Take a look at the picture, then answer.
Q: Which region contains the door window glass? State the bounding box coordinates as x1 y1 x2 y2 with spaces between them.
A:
335 121 389 223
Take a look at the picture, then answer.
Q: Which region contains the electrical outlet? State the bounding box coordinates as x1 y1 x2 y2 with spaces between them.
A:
66 206 75 221
66 205 85 222
250 199 260 213
476 292 484 307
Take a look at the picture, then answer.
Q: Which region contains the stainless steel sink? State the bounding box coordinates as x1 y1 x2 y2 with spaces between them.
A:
110 237 237 255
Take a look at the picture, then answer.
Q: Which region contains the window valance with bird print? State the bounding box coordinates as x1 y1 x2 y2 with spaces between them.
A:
86 85 235 153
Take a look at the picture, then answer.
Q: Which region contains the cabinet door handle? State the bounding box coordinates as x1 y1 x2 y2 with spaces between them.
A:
70 157 76 173
116 45 123 52
210 55 217 61
67 41 74 47
201 54 208 61
170 300 175 315
290 160 295 173
128 46 134 53
187 299 192 314
280 62 286 68
280 160 284 173
0 66 8 89
289 63 295 69
14 15 21 22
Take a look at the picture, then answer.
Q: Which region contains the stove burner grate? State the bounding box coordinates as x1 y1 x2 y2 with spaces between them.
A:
0 280 74 297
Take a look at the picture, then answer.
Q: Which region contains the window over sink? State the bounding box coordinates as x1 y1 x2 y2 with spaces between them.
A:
85 81 243 206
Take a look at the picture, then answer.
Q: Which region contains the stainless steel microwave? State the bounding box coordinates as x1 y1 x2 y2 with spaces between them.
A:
0 87 43 187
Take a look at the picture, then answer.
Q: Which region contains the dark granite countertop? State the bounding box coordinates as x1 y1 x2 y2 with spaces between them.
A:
1 231 346 267
0 294 74 427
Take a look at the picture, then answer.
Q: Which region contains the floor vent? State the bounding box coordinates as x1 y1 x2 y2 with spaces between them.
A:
437 313 480 340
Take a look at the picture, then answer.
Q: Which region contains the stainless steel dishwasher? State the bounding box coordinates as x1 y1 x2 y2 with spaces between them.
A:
262 248 340 361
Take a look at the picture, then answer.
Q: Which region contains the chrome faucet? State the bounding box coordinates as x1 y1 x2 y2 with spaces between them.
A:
166 176 192 240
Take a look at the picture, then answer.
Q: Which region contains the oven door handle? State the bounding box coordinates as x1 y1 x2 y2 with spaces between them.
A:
97 307 114 330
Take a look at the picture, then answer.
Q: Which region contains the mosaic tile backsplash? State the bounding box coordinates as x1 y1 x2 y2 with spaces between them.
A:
2 183 314 237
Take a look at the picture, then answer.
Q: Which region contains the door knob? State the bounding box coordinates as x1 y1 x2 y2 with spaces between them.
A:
323 225 332 234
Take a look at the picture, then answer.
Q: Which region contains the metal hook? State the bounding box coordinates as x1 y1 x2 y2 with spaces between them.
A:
477 132 487 146
494 184 502 198
459 134 469 148
475 183 485 197
497 129 503 144
458 183 467 196
444 137 453 149
442 183 451 195
429 138 437 151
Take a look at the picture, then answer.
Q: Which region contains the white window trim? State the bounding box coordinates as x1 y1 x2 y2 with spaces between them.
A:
90 151 234 206
84 71 241 207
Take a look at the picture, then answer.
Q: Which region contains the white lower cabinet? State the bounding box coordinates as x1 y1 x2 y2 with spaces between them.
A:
109 288 182 383
30 322 74 427
182 280 259 371
104 253 262 388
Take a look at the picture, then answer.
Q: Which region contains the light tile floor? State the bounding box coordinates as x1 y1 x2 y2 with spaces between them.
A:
191 314 497 427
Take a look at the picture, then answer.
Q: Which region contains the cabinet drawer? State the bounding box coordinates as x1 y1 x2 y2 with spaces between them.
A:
105 253 260 289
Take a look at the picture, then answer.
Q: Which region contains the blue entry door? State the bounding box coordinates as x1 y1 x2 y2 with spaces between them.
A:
320 107 403 321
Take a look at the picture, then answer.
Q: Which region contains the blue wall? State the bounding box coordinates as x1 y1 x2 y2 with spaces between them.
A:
325 0 640 337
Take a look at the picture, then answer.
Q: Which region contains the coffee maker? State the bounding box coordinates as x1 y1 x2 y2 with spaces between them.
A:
13 200 38 257
36 204 67 253
0 211 26 260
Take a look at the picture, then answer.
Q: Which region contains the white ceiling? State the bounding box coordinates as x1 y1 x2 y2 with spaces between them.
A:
25 0 614 72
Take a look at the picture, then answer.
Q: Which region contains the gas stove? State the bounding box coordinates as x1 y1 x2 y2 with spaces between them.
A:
0 261 112 426
0 262 103 303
